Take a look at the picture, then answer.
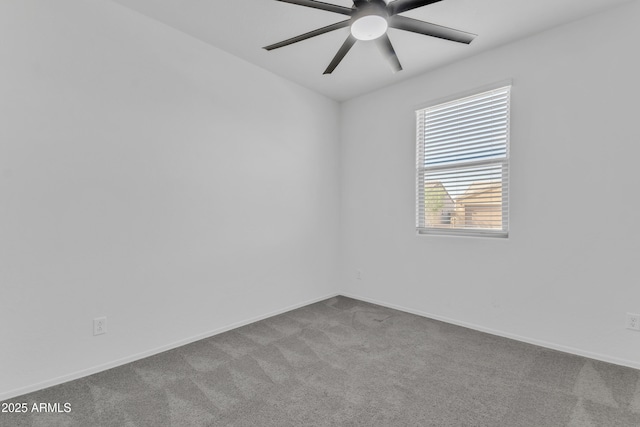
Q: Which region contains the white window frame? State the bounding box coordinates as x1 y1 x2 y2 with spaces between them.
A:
416 84 511 238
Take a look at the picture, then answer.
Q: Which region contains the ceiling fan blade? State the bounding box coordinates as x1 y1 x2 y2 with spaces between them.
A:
389 15 476 44
324 35 357 74
353 0 368 6
263 20 351 50
275 0 353 16
387 0 442 16
376 34 402 73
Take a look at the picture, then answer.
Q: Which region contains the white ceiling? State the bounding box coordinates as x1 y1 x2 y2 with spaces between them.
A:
110 0 631 101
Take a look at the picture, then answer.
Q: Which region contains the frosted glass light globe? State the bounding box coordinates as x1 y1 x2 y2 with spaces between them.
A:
351 15 388 41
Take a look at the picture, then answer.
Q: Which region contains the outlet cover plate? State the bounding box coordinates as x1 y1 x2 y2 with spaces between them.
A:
626 313 640 331
94 317 107 335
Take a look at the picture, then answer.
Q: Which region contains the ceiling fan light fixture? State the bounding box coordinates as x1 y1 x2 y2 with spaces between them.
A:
350 15 388 41
263 0 477 75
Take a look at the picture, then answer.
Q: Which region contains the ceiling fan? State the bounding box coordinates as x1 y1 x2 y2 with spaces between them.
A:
263 0 477 75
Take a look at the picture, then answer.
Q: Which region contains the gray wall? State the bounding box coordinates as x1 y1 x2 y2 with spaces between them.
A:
0 0 341 399
340 1 640 368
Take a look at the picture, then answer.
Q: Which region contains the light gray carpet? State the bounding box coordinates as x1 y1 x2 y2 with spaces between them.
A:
2 296 640 426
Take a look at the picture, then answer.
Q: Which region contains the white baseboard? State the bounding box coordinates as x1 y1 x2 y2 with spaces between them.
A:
0 292 339 402
340 292 640 371
5 291 636 402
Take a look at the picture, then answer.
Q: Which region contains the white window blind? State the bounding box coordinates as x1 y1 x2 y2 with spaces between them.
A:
416 85 511 237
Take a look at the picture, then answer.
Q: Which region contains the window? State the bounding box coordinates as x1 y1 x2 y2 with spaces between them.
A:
416 85 511 237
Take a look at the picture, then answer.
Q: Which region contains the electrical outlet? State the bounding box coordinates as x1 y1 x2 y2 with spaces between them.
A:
626 313 640 331
356 269 363 280
94 317 107 336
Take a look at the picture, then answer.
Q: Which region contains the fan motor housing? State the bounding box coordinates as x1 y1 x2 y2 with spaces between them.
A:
351 0 389 22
